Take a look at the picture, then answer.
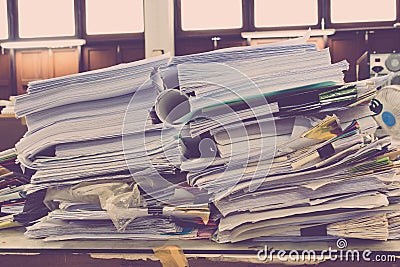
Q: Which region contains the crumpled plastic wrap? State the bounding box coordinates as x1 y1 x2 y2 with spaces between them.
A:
44 181 146 231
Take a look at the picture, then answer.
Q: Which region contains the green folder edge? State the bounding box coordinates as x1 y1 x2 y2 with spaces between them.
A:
173 81 339 125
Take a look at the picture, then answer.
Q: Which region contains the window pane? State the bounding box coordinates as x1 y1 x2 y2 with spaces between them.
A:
181 0 243 31
254 0 318 28
85 0 144 35
18 0 75 38
331 0 397 23
0 0 8 39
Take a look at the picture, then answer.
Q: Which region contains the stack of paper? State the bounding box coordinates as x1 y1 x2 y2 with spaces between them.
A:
0 148 29 229
12 33 400 243
24 180 216 240
388 211 400 239
14 55 182 195
0 96 16 115
164 40 400 242
14 54 216 240
190 76 400 242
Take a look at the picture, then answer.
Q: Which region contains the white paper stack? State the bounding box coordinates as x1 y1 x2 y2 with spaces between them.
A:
164 39 400 242
14 55 182 194
24 198 213 241
207 84 400 242
0 96 16 115
12 34 400 244
14 53 218 241
25 213 186 241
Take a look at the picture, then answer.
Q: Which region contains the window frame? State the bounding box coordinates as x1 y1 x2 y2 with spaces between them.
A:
326 0 400 29
250 0 324 31
175 0 250 38
82 0 144 42
0 0 9 40
12 0 79 40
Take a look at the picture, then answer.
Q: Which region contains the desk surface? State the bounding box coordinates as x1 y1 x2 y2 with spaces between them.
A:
0 114 17 119
2 228 400 267
0 115 26 151
1 228 400 254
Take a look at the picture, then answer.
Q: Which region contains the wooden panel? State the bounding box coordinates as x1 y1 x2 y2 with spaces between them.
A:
119 42 145 63
217 37 246 50
175 38 214 56
0 117 27 151
0 53 11 84
328 32 365 83
83 46 118 71
176 36 245 56
50 48 79 78
367 29 400 53
15 50 49 95
0 85 10 100
251 37 325 50
0 52 11 99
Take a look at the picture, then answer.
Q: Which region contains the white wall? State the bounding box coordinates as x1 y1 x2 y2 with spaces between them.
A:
144 0 175 58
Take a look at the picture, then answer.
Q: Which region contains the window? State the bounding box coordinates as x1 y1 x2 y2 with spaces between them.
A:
0 0 8 39
254 0 319 28
18 0 75 38
85 0 144 35
180 0 243 31
330 0 397 23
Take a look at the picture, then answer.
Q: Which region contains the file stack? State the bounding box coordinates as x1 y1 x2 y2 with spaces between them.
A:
0 96 16 115
0 148 30 229
186 79 400 242
24 181 215 241
14 34 400 243
174 40 352 197
167 41 400 242
14 55 177 194
14 54 215 240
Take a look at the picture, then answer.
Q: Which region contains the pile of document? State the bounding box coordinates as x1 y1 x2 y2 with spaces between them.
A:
168 39 400 242
13 34 400 243
178 75 400 242
14 55 215 240
0 96 16 115
0 148 29 229
14 55 176 194
24 181 215 241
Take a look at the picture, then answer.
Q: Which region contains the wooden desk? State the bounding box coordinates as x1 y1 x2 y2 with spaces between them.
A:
1 228 400 266
0 115 26 151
